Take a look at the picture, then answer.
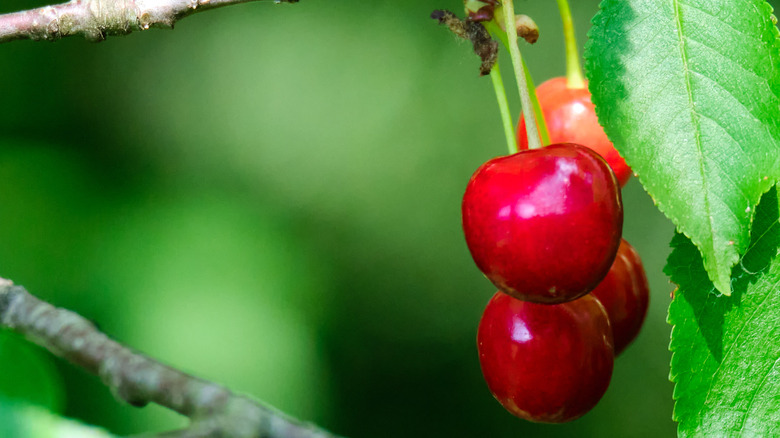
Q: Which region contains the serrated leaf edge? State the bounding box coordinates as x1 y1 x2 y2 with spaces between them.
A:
585 0 780 296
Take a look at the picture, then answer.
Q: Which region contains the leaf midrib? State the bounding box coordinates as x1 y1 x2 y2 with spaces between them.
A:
673 0 718 278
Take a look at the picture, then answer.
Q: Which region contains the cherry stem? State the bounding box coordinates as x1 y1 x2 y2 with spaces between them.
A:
556 0 586 89
522 58 551 146
484 19 551 147
489 65 518 155
501 0 542 150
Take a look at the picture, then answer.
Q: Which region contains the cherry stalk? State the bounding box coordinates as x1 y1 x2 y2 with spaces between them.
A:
501 0 542 150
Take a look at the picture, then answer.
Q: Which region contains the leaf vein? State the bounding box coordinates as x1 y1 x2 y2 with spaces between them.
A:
705 155 751 215
738 354 780 435
680 0 762 43
700 282 774 415
745 220 780 256
683 35 769 86
673 0 718 275
693 111 757 198
687 68 765 140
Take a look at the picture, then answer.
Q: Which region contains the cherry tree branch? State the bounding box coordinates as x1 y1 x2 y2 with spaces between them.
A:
0 277 340 438
0 0 297 43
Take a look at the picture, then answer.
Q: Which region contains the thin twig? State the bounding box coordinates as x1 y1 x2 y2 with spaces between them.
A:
0 0 298 43
0 277 341 438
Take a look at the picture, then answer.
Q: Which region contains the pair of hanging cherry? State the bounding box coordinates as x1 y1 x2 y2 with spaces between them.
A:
463 77 649 423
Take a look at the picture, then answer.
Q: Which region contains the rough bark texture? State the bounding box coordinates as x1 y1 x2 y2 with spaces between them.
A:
0 278 340 438
0 0 298 43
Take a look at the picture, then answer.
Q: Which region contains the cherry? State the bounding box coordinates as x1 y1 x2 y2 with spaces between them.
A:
462 143 623 304
477 291 614 423
590 239 650 356
517 77 632 187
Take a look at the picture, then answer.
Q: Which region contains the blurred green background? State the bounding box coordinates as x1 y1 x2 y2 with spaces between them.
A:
3 0 774 436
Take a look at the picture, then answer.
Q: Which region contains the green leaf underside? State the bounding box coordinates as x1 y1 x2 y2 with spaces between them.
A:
586 0 780 295
0 331 64 413
0 397 115 438
666 186 780 436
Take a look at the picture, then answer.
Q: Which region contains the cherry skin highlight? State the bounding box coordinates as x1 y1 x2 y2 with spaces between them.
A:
590 239 650 356
462 143 623 304
518 77 632 187
477 291 614 423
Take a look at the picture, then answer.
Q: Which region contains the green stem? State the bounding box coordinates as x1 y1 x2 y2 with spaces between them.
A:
502 0 542 150
484 19 549 148
490 65 517 155
556 0 586 89
522 58 551 145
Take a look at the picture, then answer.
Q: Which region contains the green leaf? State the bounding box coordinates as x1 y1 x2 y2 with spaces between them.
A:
666 186 780 436
0 397 115 438
0 330 64 413
585 0 780 295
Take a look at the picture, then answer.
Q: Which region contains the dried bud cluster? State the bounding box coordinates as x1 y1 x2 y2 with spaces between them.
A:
431 9 498 75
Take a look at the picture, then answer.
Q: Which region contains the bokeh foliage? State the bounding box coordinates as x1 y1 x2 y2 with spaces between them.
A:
4 0 765 435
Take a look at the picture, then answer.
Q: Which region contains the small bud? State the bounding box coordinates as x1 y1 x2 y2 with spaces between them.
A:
496 13 539 44
515 14 539 44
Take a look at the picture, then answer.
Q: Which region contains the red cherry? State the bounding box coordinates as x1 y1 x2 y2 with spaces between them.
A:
477 291 614 423
590 239 650 356
462 143 623 304
518 77 632 187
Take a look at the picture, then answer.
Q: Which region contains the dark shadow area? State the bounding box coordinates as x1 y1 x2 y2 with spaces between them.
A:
669 186 780 363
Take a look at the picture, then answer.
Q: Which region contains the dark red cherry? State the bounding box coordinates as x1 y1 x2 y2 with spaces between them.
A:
518 77 632 187
590 239 650 356
462 143 623 304
477 291 614 423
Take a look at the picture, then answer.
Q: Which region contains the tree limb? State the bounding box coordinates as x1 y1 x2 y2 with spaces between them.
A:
0 0 298 43
0 278 341 438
